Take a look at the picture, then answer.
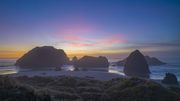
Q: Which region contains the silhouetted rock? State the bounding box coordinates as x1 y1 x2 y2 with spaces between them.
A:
116 60 125 66
71 56 78 64
117 55 166 66
71 56 79 71
145 56 166 66
74 56 109 69
15 46 69 68
124 50 150 78
162 73 178 85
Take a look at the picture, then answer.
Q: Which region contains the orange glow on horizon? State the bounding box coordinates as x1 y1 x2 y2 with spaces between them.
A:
0 47 160 59
0 51 25 59
0 49 131 59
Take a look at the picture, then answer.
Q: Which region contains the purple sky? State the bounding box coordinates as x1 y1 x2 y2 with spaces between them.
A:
0 0 180 61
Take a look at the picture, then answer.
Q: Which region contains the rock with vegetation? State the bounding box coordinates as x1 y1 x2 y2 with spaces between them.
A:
74 56 109 69
15 46 69 68
101 78 180 101
124 50 150 78
162 73 179 85
1 76 180 101
0 76 51 101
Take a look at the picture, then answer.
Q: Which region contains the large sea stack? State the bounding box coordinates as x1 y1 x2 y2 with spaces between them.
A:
124 50 150 78
74 56 109 68
15 46 69 68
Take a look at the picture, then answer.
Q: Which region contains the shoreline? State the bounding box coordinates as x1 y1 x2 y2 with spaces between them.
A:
10 70 124 81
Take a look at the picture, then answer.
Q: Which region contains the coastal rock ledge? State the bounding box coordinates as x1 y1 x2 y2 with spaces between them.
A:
124 50 151 78
15 46 69 68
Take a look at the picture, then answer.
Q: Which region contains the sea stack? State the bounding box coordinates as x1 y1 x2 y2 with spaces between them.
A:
15 46 69 68
71 56 78 64
74 56 109 68
124 50 150 78
144 56 166 66
117 55 166 66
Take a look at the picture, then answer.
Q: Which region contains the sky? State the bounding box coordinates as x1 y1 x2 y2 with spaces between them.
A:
0 0 180 61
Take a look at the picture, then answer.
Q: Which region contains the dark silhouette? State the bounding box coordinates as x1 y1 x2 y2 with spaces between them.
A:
124 50 150 78
15 46 69 68
71 56 79 71
145 56 166 66
71 56 78 64
162 73 178 85
117 55 166 66
74 56 109 68
2 76 180 101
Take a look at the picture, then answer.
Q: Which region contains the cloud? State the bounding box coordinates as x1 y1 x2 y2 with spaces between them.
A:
63 34 84 40
64 42 95 47
58 33 126 49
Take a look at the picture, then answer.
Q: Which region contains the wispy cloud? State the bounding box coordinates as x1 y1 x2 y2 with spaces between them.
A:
59 33 126 48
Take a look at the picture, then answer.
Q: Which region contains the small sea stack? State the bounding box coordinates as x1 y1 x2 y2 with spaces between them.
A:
71 56 78 64
144 56 166 66
15 46 69 69
117 55 166 66
124 50 150 78
162 73 178 85
74 56 109 69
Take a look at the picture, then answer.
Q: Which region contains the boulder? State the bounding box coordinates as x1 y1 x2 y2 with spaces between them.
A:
124 50 150 78
162 73 178 85
15 46 69 68
74 56 109 69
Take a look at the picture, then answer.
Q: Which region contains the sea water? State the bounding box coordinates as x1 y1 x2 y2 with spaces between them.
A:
0 59 180 81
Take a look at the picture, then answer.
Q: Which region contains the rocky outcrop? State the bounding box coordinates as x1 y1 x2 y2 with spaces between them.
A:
71 56 78 64
124 50 150 78
117 56 166 66
162 73 178 85
74 56 109 68
15 46 69 68
145 56 166 66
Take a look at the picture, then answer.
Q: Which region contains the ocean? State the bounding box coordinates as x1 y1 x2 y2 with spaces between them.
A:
0 59 180 81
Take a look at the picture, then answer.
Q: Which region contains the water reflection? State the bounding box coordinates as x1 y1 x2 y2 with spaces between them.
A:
61 65 75 71
0 66 18 75
0 64 180 81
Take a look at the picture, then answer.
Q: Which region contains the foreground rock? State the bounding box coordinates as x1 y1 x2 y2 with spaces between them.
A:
74 56 109 69
15 46 69 68
124 50 150 78
117 55 166 66
162 73 179 85
1 76 180 101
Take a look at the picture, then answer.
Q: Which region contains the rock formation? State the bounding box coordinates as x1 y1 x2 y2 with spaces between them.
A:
124 50 150 78
162 73 178 85
145 56 166 66
74 56 109 68
71 56 78 64
117 56 166 66
15 46 69 68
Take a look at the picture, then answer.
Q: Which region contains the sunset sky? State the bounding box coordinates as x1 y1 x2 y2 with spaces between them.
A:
0 0 180 60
